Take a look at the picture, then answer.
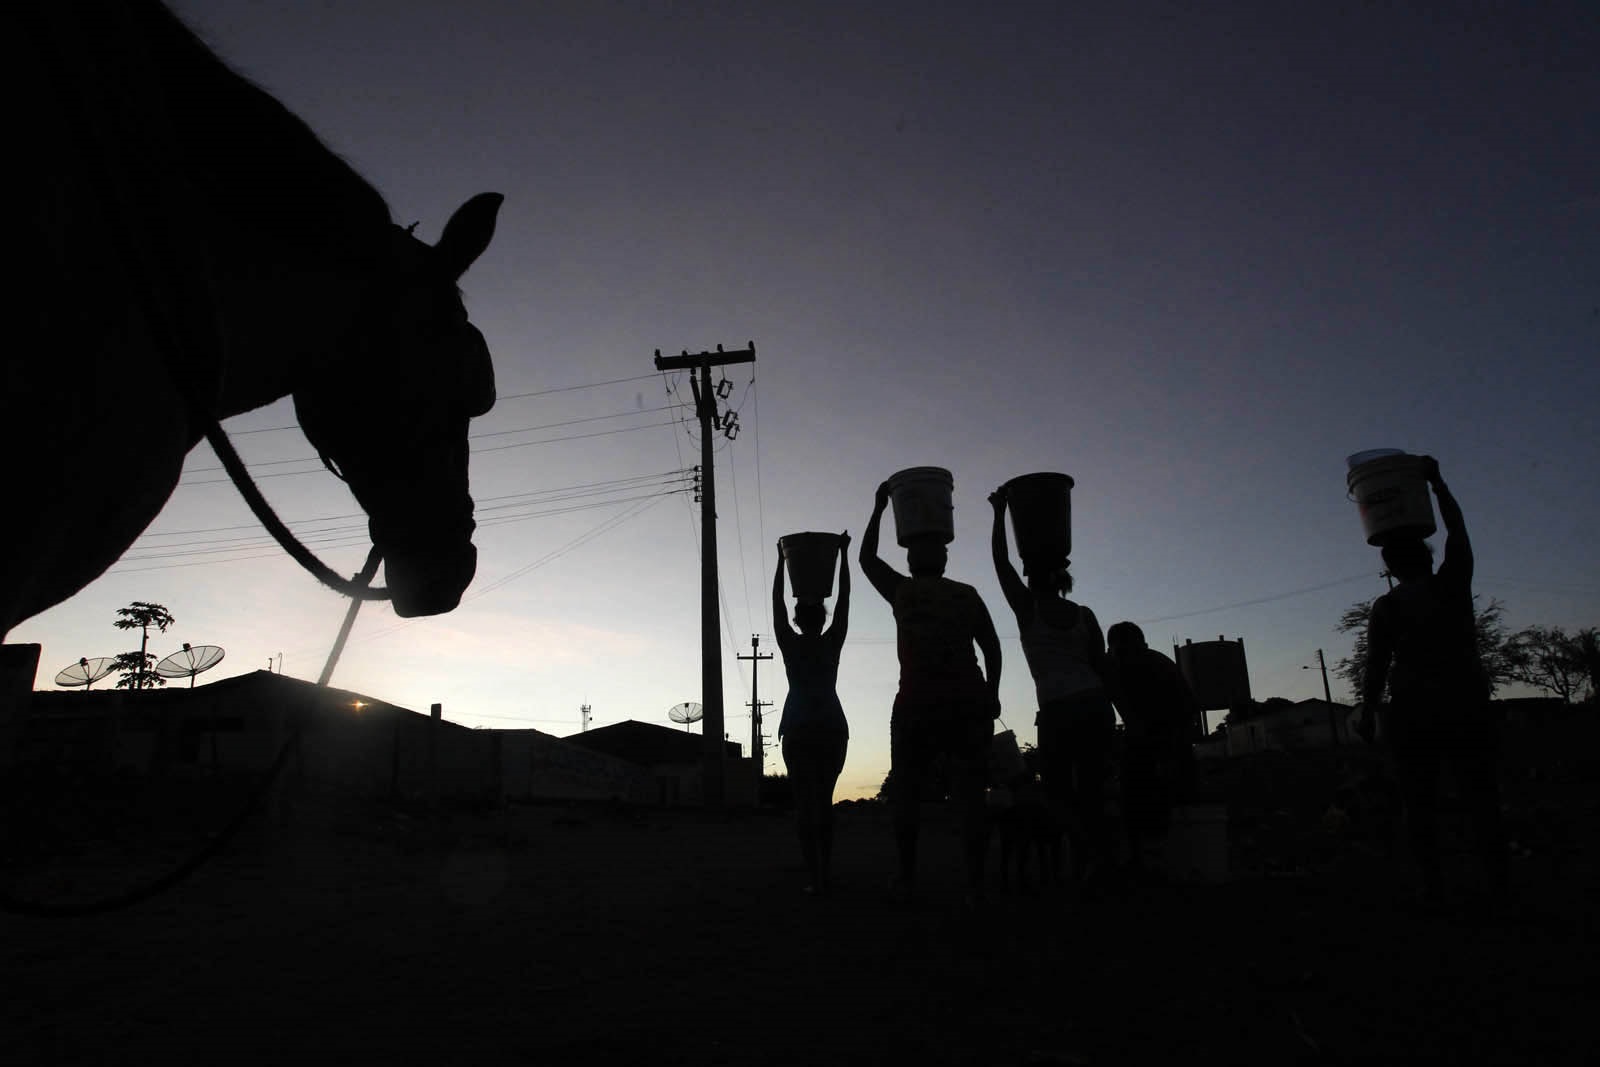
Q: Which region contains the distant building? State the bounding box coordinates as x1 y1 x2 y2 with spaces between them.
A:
1212 698 1358 758
12 668 758 807
21 670 499 803
565 720 753 806
496 728 645 803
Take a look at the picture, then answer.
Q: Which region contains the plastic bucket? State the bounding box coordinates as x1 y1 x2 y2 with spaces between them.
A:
1347 453 1435 546
779 532 841 604
1162 803 1229 884
1004 472 1074 574
887 466 954 547
1346 447 1405 470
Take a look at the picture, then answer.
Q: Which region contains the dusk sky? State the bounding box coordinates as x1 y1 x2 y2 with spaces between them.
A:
16 0 1596 800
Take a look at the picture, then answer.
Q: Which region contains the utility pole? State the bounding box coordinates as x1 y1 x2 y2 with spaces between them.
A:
1304 648 1338 746
653 342 756 808
738 633 773 801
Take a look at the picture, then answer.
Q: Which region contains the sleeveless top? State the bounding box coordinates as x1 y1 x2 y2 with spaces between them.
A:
892 576 988 704
776 632 847 739
1019 603 1103 705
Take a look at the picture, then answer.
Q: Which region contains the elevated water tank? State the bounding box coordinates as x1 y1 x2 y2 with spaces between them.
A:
1175 636 1252 711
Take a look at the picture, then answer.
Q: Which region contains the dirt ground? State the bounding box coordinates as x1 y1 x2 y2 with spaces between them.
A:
4 742 1596 1066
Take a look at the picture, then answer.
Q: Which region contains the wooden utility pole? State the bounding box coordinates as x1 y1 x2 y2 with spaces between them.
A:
1305 648 1339 746
738 633 773 799
653 343 756 808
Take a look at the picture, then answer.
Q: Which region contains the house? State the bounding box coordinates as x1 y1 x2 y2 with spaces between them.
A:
11 662 762 807
496 728 645 803
564 720 754 806
1222 698 1358 757
19 670 499 804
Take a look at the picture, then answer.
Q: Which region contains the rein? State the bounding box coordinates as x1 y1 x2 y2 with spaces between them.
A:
203 423 390 601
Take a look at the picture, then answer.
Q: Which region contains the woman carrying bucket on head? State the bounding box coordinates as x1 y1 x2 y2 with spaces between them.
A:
773 530 852 895
862 470 1003 905
1355 455 1510 914
990 474 1115 889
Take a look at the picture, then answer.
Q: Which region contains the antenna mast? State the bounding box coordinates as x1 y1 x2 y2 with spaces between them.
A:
738 633 773 797
652 342 756 809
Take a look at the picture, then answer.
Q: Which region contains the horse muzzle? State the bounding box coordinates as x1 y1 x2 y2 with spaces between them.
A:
383 542 477 617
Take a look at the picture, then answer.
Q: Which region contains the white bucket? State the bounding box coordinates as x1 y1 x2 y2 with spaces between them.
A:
779 532 841 604
1347 453 1436 546
887 466 954 547
1162 803 1229 884
1346 447 1405 470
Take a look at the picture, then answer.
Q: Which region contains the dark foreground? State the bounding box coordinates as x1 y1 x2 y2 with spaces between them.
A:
4 744 1596 1066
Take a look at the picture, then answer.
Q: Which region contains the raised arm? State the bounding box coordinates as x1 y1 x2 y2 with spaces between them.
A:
827 530 852 647
860 481 904 603
989 488 1029 619
1424 456 1473 583
772 543 796 642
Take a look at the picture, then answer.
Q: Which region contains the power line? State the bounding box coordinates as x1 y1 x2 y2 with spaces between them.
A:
752 374 768 589
124 478 691 559
136 470 690 540
727 432 755 638
115 487 689 570
462 420 680 457
1132 573 1377 625
275 493 672 663
177 417 679 484
215 372 668 437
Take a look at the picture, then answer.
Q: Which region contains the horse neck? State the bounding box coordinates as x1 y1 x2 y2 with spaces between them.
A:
135 4 398 420
210 266 381 419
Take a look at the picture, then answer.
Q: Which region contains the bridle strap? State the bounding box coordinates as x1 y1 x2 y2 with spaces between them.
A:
204 423 390 600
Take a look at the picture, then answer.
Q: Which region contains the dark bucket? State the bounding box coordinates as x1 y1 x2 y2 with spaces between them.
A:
1005 472 1074 574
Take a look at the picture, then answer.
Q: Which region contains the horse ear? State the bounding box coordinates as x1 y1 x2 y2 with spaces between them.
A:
433 192 504 279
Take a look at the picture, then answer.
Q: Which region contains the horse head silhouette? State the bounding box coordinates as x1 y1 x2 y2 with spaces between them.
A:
292 194 502 617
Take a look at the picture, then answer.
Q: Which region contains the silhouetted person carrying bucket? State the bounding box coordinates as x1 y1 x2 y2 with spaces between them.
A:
989 475 1114 889
863 473 1002 905
773 531 852 895
1357 455 1510 914
1106 621 1200 879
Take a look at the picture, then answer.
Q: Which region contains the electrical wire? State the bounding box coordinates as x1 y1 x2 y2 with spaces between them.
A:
135 471 690 541
112 486 690 572
178 417 680 484
1131 573 1379 625
216 372 667 437
752 373 768 590
122 477 691 560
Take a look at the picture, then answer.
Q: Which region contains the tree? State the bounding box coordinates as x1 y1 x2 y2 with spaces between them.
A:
112 601 175 690
1505 625 1596 704
111 651 166 690
1334 595 1513 702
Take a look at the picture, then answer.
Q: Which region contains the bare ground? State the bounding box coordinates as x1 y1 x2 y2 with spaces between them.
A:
3 752 1596 1066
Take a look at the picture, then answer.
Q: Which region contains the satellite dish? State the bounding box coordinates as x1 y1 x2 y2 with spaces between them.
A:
54 657 116 689
667 701 704 731
154 643 226 688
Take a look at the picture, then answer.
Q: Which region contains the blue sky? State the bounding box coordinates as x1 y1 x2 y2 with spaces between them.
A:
16 0 1597 799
